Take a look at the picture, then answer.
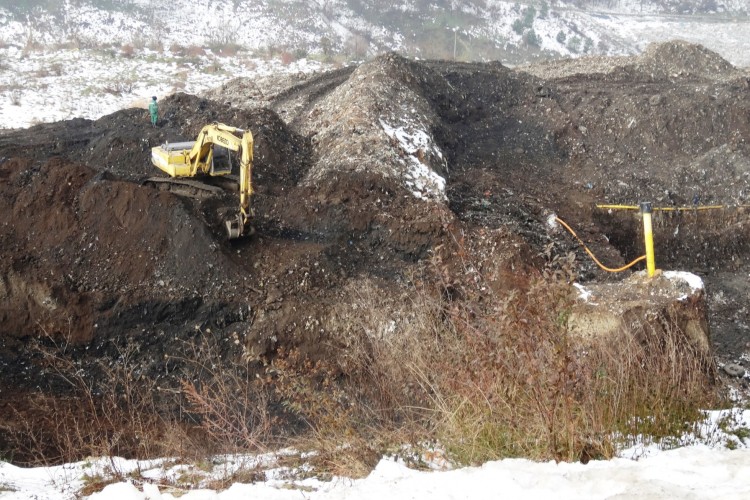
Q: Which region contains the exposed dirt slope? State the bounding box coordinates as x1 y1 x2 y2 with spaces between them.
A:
1 41 750 459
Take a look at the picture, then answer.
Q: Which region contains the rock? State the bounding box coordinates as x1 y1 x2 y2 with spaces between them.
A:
568 270 710 355
723 363 745 378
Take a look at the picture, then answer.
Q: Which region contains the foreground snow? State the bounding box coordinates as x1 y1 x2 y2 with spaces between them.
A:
1 446 749 500
2 409 749 500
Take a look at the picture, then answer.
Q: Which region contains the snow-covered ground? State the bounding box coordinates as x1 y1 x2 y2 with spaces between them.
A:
0 46 329 129
1 408 749 499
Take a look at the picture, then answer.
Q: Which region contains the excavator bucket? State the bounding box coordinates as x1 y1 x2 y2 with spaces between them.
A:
225 216 255 239
225 215 244 239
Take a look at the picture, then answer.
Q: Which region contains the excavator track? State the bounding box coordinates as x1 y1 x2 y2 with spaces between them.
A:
143 176 239 199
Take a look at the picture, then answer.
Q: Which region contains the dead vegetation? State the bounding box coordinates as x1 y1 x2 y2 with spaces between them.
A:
1 256 719 475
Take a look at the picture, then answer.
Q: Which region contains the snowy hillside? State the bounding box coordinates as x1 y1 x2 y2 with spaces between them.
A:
2 0 748 59
0 0 749 128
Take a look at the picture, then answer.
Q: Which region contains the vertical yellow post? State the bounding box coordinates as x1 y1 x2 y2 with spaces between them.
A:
641 201 656 277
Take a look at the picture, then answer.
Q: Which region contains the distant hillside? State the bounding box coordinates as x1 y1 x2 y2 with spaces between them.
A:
0 0 747 65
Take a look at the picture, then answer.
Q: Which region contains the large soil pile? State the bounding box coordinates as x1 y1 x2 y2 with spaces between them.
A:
2 41 750 459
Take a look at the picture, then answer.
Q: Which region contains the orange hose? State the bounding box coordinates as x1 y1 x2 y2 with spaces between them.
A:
555 217 646 273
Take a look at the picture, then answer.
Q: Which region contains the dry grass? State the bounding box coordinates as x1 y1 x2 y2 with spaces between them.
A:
2 251 720 478
1 335 198 467
266 252 719 470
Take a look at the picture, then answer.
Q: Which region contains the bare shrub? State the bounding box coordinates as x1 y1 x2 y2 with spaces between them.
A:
344 33 370 59
169 43 187 56
186 45 206 58
147 39 164 52
264 348 385 478
206 21 241 53
130 34 147 51
10 89 21 106
0 336 190 466
265 245 719 469
279 51 295 66
102 79 134 95
5 249 717 471
409 251 719 464
203 62 223 74
209 43 242 57
255 279 449 476
120 43 135 58
179 336 276 454
241 58 257 71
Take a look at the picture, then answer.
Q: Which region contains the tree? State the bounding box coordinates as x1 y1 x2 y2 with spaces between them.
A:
568 36 581 53
539 0 549 19
524 29 540 48
320 36 332 56
344 33 369 59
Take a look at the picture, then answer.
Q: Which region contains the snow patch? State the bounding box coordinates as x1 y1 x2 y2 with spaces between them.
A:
662 270 704 292
380 118 446 201
573 282 597 304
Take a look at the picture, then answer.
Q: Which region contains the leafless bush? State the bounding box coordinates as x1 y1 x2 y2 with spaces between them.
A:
9 89 21 106
147 39 164 52
202 62 223 74
179 336 276 455
187 45 206 58
169 43 186 56
344 33 370 59
120 43 135 58
130 34 147 51
206 21 241 52
279 51 295 66
263 243 719 469
208 43 242 57
103 79 134 95
1 336 191 466
2 246 718 472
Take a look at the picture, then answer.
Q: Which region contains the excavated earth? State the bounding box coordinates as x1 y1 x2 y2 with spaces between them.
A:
2 41 750 460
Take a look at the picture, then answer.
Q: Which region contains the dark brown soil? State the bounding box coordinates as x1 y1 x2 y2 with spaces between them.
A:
1 41 749 462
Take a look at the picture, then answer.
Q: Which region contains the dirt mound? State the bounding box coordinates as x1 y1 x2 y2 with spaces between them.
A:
635 40 737 80
521 40 740 83
0 156 239 344
2 43 750 461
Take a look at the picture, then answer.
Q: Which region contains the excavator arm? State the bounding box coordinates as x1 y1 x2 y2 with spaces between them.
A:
204 125 254 239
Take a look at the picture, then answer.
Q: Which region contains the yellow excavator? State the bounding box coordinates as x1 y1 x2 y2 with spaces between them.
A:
150 123 254 239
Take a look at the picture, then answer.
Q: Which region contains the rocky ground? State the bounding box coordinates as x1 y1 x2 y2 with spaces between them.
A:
1 41 749 462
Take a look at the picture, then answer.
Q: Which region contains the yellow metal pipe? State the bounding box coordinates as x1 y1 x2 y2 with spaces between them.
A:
596 204 640 210
641 202 656 277
597 204 750 212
